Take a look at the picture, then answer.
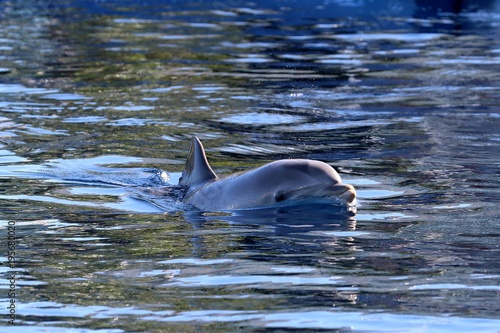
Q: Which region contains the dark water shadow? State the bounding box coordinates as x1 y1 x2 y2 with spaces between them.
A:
184 203 356 228
181 203 358 262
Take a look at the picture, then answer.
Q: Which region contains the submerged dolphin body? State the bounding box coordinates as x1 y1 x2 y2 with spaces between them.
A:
179 136 356 211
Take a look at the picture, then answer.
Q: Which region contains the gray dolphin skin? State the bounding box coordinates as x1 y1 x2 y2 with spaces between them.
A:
179 136 356 211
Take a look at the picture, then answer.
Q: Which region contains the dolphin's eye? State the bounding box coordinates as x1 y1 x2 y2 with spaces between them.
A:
275 192 286 202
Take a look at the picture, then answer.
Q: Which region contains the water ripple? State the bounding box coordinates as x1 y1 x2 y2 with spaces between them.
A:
1 1 499 332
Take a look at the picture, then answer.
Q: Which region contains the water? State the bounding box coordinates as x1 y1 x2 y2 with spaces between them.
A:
1 0 499 331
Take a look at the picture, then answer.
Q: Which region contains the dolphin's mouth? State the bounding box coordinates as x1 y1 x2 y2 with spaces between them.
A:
336 184 357 204
278 183 357 206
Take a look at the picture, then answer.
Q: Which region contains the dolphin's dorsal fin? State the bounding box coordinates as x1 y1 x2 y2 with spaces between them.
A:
179 136 217 188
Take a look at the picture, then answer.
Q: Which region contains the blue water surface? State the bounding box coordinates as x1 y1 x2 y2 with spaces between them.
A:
0 0 499 332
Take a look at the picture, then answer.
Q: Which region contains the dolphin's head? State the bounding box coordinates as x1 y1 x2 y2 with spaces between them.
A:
254 159 357 207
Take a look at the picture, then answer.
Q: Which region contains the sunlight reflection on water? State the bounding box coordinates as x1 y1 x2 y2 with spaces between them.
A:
4 301 499 333
0 0 499 331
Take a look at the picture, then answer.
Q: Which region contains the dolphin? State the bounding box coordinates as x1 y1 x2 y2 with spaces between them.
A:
178 136 356 211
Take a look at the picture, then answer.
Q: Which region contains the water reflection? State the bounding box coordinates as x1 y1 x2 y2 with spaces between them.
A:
1 0 500 332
